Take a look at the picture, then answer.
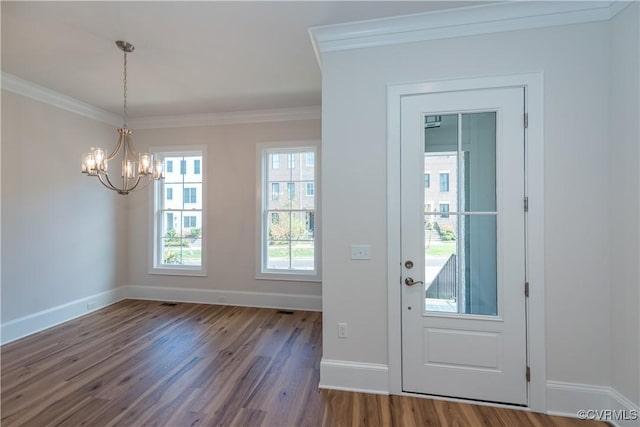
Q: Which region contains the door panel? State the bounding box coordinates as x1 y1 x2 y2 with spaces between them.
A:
401 87 526 404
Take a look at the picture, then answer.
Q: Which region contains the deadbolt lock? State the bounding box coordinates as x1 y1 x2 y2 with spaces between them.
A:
404 260 414 269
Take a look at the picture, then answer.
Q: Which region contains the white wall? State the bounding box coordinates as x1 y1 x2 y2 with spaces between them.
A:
320 20 614 390
1 90 126 330
125 120 322 307
609 2 640 408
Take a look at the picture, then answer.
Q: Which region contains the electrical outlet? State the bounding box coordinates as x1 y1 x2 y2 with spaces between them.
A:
351 245 371 260
338 322 348 338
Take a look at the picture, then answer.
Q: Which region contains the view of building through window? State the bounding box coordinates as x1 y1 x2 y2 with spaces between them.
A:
156 153 203 268
263 149 316 273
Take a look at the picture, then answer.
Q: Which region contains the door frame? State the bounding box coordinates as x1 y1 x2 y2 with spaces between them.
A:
386 73 545 412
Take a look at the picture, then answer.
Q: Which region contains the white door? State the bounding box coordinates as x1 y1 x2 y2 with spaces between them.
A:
401 87 527 405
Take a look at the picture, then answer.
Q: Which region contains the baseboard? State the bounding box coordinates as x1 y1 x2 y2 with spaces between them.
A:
123 285 322 312
547 381 639 427
319 358 389 395
1 287 125 345
609 388 640 427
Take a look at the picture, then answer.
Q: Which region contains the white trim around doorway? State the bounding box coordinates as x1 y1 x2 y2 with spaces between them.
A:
386 72 545 412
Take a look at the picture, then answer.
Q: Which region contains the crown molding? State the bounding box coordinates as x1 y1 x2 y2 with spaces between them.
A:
128 106 321 130
1 72 320 129
1 72 121 126
309 1 631 66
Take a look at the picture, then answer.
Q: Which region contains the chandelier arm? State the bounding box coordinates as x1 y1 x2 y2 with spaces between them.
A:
97 173 119 192
130 176 154 193
103 173 124 193
121 133 130 191
127 175 142 191
107 133 124 161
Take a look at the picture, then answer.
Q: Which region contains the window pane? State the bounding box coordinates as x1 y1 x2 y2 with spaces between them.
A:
460 214 497 315
461 112 497 212
155 152 204 271
263 148 316 275
425 214 458 313
266 241 290 270
290 211 314 240
423 113 498 315
291 240 314 270
164 155 202 184
425 114 457 216
161 211 184 265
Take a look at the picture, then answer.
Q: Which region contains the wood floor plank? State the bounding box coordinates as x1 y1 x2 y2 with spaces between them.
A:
1 300 609 427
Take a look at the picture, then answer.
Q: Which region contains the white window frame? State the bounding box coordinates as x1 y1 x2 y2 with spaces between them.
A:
149 145 207 277
256 141 321 282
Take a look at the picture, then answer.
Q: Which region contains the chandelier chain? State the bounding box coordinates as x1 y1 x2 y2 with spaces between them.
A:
123 50 128 128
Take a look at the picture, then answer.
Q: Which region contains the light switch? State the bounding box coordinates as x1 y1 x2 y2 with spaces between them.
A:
351 244 371 260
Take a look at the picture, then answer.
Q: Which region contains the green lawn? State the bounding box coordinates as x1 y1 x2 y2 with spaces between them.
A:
163 247 201 264
426 242 456 257
268 244 314 258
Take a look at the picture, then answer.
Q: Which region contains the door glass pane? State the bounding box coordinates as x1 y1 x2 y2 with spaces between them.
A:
461 112 497 212
424 112 499 316
424 114 458 216
424 114 459 313
459 214 497 315
424 214 458 313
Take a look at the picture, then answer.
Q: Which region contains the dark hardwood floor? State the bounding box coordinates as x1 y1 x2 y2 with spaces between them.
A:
1 300 607 426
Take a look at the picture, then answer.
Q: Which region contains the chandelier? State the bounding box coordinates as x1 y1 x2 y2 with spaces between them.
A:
81 41 163 195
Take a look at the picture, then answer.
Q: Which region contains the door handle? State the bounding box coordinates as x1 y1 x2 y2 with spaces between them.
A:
404 277 424 286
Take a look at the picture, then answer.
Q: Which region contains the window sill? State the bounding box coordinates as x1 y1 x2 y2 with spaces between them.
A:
149 267 207 277
256 271 321 283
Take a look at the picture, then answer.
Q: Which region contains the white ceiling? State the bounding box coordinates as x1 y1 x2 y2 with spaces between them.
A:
1 1 487 118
